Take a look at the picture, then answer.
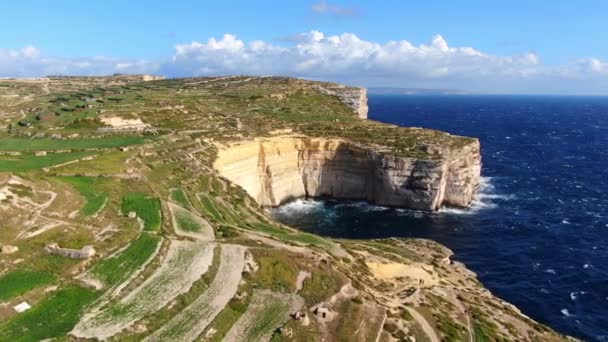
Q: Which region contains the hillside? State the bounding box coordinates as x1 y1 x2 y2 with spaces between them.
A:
0 75 569 341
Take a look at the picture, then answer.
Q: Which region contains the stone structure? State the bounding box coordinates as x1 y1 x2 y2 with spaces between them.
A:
45 243 96 259
0 244 19 254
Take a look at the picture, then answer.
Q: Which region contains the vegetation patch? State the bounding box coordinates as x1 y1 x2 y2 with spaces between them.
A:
197 193 223 222
0 151 94 172
121 193 162 231
300 268 342 306
0 286 98 342
170 188 191 208
57 176 108 216
0 136 148 152
249 250 299 292
89 233 161 288
0 269 55 301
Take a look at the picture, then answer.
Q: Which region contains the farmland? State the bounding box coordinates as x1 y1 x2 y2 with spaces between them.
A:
121 193 162 231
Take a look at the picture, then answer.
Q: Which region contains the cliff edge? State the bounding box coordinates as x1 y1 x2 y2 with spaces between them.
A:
214 135 480 210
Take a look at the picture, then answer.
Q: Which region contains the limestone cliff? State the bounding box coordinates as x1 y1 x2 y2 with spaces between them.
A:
316 86 369 119
214 135 480 211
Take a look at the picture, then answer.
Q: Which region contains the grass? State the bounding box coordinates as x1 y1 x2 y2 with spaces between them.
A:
170 188 191 208
202 295 250 342
471 307 501 342
197 193 223 221
300 269 341 306
0 151 94 172
53 150 135 174
0 286 98 342
249 221 336 251
0 270 55 301
249 250 298 292
121 193 162 231
240 293 294 341
436 313 466 342
57 176 107 216
0 136 149 152
89 233 161 288
174 210 202 232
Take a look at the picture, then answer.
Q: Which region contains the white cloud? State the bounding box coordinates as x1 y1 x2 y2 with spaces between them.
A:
1 32 608 94
311 0 359 17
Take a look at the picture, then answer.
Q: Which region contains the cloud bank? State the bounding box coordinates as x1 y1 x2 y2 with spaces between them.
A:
2 31 608 94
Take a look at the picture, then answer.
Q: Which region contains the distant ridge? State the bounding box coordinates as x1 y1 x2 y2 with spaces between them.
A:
368 87 472 95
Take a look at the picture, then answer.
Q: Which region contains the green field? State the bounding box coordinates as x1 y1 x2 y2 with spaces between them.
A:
121 193 162 231
0 270 55 301
0 136 149 152
0 286 98 342
197 194 223 221
170 188 191 208
89 233 161 288
57 176 108 216
0 151 94 172
175 210 202 232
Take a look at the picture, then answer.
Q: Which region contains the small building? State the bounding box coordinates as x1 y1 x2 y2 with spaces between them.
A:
45 243 96 259
17 121 31 127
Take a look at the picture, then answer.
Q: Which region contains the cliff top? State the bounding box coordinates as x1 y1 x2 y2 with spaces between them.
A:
1 75 475 159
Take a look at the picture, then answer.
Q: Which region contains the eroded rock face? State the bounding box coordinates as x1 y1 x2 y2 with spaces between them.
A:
214 136 480 211
316 86 369 119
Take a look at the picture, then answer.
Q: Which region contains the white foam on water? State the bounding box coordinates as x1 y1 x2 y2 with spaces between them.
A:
438 177 506 216
274 198 324 216
570 291 586 301
561 308 572 317
545 268 557 275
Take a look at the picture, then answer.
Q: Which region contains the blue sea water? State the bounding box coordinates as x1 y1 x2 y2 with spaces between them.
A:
271 95 608 341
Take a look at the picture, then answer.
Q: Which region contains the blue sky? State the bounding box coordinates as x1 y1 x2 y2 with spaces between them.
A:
1 0 607 94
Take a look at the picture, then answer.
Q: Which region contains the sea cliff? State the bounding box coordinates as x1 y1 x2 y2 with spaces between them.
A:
214 135 480 211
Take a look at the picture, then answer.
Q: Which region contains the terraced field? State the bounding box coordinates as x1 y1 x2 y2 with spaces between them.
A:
145 244 245 341
73 240 214 340
168 202 215 241
223 290 304 342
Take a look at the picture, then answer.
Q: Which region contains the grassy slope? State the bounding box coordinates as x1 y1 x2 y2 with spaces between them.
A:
0 270 55 301
57 176 108 216
0 286 98 342
89 233 161 288
121 193 162 231
0 136 148 152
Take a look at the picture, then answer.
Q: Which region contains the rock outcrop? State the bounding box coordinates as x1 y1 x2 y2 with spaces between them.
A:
316 86 369 119
214 136 480 211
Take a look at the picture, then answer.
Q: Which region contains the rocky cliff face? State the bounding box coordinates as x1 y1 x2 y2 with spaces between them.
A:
214 136 481 211
316 86 369 119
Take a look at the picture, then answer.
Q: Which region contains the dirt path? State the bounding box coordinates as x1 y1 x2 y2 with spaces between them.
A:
405 307 440 342
223 290 303 342
72 240 214 340
144 243 246 342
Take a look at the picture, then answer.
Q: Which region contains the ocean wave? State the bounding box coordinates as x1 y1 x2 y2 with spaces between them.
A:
273 198 324 216
438 176 511 216
570 291 586 301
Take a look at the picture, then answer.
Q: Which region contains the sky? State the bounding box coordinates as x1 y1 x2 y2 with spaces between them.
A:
1 0 607 94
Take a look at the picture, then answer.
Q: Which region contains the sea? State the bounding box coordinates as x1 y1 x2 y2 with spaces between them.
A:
270 94 608 341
